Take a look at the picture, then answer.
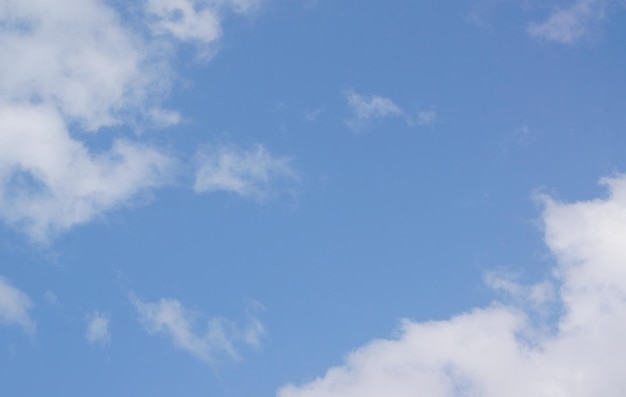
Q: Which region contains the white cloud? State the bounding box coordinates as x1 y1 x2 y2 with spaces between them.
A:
144 0 262 44
0 0 184 242
277 173 626 397
0 104 175 243
145 0 222 44
345 90 436 131
345 90 403 131
194 144 299 202
131 294 265 364
528 0 608 44
86 311 111 346
484 270 555 309
0 0 265 242
0 276 35 334
0 0 173 130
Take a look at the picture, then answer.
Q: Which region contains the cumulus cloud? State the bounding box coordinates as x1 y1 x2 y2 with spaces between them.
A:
0 276 35 333
0 0 266 241
528 0 608 44
0 0 181 241
0 0 173 130
278 173 626 397
345 90 436 131
0 104 175 243
131 294 265 364
86 311 111 346
194 144 299 202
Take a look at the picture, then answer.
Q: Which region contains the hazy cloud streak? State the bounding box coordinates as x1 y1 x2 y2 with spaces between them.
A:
194 144 299 202
0 276 35 334
131 294 265 364
528 0 607 44
86 311 111 346
345 90 436 131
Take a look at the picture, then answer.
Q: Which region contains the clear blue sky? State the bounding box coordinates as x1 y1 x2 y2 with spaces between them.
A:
2 1 626 396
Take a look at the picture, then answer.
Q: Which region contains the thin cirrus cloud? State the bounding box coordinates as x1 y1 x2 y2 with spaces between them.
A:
85 311 111 346
527 0 610 44
0 0 267 243
131 294 265 365
194 144 299 202
278 174 626 397
0 276 35 334
344 89 436 131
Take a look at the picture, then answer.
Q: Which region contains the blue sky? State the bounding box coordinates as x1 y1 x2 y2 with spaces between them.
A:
2 1 626 396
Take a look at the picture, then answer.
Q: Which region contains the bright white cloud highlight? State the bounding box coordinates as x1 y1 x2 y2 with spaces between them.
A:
528 0 607 44
131 294 265 364
0 276 35 333
86 311 111 346
194 144 298 201
0 0 172 130
278 173 626 397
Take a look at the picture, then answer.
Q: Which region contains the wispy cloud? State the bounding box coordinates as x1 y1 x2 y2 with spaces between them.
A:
131 294 265 364
499 125 539 157
0 276 35 334
528 0 608 44
44 291 58 305
344 90 436 131
86 311 111 346
194 144 299 202
304 106 326 121
145 0 263 59
278 173 626 397
408 108 438 127
344 90 403 131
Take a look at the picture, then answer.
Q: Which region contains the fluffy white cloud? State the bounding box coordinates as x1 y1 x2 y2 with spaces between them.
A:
528 0 608 44
0 104 175 243
0 276 35 333
0 0 183 241
0 0 266 241
277 174 626 397
86 311 111 346
0 0 173 130
194 144 299 202
131 294 265 364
